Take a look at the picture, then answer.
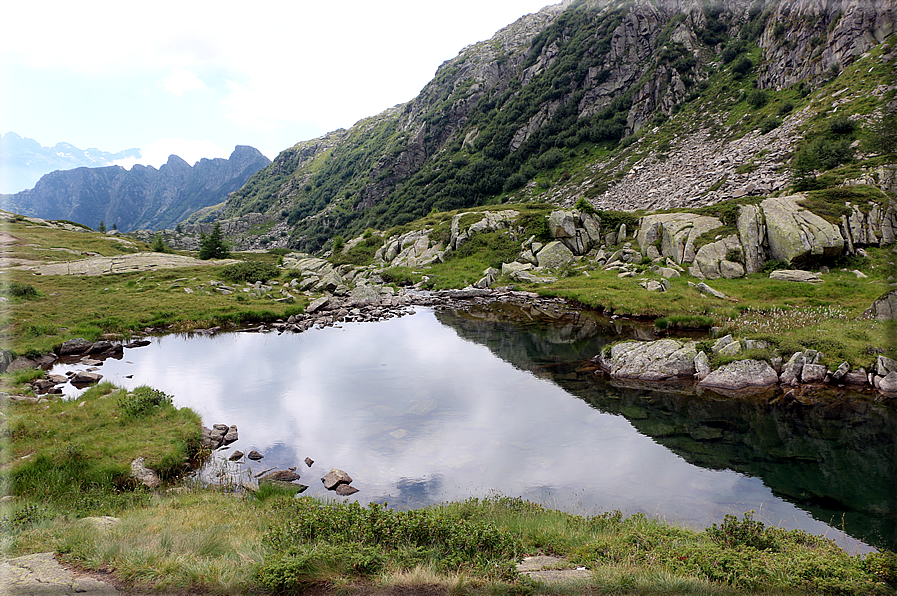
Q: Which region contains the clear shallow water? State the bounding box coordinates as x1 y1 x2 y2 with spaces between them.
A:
52 305 896 553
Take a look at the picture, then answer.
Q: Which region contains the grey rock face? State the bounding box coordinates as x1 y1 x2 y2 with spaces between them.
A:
801 363 828 384
769 270 823 283
691 235 745 279
7 146 270 232
865 289 897 320
637 213 722 265
779 352 806 386
698 360 780 390
130 457 161 489
761 196 844 265
535 240 575 269
599 339 697 381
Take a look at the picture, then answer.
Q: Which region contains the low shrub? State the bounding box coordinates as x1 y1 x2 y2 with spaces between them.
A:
117 386 174 419
380 267 416 286
1 282 40 300
258 499 521 591
222 261 280 284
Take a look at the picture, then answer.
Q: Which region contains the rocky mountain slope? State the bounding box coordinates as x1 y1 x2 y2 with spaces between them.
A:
182 0 894 253
0 132 141 194
2 145 270 232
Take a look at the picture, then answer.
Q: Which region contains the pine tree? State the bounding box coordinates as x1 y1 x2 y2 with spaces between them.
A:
97 220 107 233
151 234 170 253
198 223 230 260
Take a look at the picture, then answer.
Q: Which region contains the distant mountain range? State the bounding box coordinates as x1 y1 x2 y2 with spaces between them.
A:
1 146 271 232
0 132 141 194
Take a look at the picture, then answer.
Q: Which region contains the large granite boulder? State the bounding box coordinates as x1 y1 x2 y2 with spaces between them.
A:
535 241 575 269
598 339 698 381
691 234 745 279
637 213 722 264
865 289 897 320
698 359 779 390
760 196 844 264
736 204 768 274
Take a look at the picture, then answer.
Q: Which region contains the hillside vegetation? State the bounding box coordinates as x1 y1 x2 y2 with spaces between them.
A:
165 0 897 255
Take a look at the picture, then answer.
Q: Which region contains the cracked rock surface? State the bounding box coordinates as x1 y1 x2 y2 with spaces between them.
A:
0 552 119 595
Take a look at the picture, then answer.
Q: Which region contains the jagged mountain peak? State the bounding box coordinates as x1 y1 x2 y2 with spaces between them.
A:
3 146 271 231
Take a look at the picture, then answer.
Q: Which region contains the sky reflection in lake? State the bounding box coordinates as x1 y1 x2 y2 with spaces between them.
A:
53 308 872 552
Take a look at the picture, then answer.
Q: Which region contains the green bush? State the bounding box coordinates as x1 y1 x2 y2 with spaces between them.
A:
732 56 753 79
1 282 40 300
380 267 416 286
575 196 597 214
117 386 174 419
746 89 768 108
222 261 280 284
865 110 897 154
150 234 171 254
706 512 778 551
758 117 781 134
331 235 345 254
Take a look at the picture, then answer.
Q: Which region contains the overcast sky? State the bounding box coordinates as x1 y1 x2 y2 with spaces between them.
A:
3 0 556 167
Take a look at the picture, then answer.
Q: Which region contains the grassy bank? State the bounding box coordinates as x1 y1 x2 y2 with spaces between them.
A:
1 215 306 357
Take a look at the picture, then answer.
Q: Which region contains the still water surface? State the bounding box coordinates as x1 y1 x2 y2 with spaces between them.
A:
52 305 896 552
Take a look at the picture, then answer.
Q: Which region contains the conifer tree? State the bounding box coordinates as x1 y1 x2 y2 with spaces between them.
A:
198 222 230 259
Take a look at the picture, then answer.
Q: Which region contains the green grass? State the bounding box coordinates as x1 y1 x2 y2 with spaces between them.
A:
3 382 201 514
8 493 895 595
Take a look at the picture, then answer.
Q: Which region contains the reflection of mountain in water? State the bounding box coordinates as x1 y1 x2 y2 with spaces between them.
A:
435 305 897 551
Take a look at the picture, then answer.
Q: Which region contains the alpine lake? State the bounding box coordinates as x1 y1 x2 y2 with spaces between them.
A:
51 299 897 554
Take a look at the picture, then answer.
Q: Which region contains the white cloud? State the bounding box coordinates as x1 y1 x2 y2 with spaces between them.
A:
159 68 209 96
113 138 229 169
5 0 555 153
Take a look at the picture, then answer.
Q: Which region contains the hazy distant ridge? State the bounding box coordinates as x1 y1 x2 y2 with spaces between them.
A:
1 146 271 232
0 132 141 194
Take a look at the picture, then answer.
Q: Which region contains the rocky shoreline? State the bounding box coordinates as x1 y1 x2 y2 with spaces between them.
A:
5 283 895 402
595 336 895 400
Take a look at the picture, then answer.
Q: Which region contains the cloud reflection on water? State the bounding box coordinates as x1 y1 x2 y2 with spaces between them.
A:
52 309 869 551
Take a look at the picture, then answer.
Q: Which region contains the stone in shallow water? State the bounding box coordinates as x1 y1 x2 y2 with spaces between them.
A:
247 450 264 460
322 468 353 490
261 470 302 482
335 484 359 496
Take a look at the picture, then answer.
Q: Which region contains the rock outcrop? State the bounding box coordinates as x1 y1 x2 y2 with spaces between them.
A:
697 360 780 391
596 339 697 381
761 196 844 264
865 289 897 320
